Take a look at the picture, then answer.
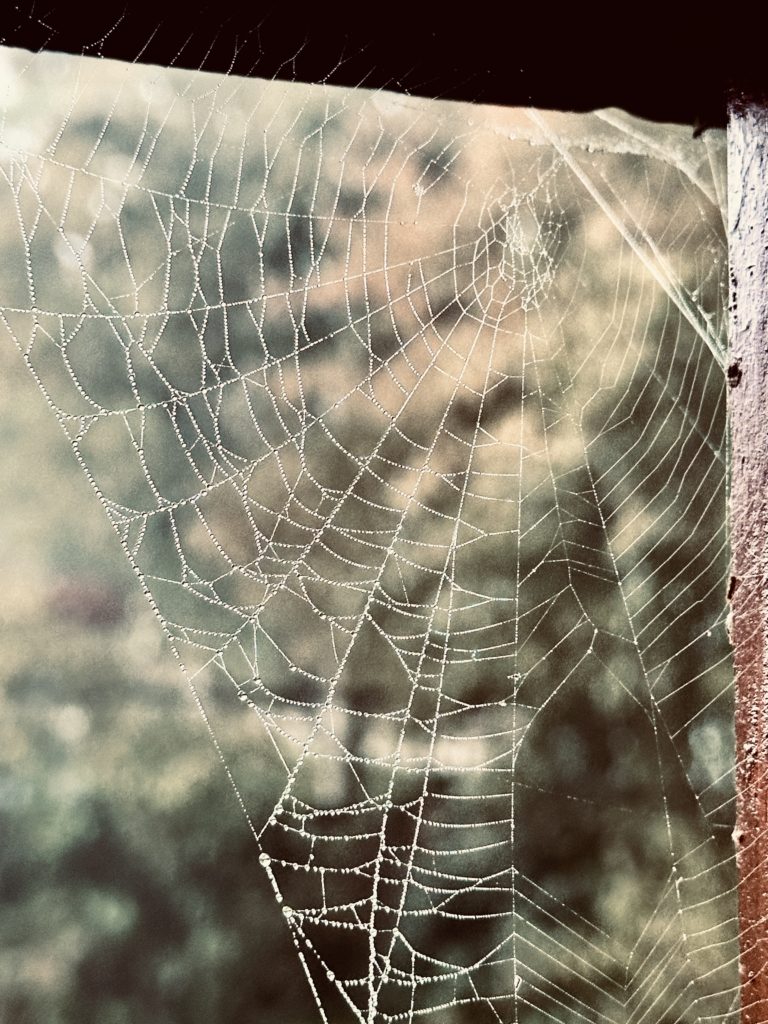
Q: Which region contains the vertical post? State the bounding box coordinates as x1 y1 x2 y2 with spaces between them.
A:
729 98 768 1024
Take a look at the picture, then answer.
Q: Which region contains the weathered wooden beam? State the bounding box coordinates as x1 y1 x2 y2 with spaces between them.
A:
729 98 768 1024
0 8 734 127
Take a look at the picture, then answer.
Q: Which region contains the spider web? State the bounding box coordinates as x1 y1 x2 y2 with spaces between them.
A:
0 45 736 1024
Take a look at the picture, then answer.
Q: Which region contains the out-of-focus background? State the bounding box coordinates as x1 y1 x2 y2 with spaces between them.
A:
0 46 736 1024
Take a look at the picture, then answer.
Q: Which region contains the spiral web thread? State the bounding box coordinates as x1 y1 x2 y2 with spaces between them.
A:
0 45 737 1024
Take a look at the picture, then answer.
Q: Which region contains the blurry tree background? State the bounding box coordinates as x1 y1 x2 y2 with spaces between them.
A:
0 47 736 1024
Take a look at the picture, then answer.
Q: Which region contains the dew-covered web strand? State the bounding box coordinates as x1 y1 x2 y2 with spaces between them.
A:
0 45 737 1024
